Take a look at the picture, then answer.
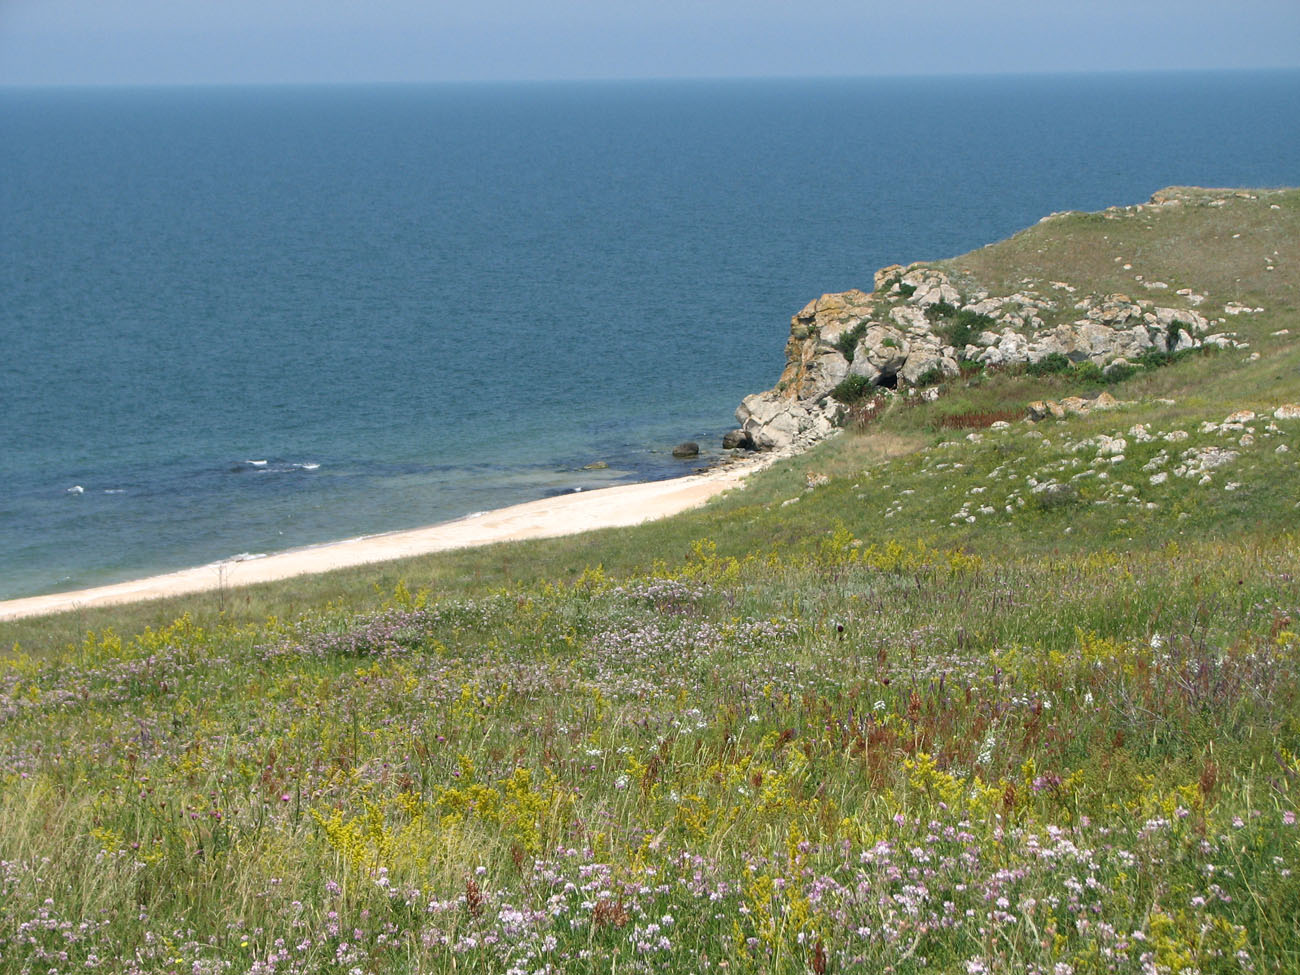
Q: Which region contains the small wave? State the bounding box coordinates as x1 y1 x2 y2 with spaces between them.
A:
229 552 268 562
233 458 320 474
66 485 84 494
103 489 125 495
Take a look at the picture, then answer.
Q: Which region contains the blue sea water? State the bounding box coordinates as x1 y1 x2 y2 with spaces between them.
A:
2 71 1299 600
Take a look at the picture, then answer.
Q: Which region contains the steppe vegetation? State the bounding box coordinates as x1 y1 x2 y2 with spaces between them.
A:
2 188 1298 973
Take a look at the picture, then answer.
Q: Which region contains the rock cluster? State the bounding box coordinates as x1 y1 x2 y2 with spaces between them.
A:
728 228 1248 451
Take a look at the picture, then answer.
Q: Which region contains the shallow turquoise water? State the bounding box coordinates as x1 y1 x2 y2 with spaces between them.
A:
2 73 1298 598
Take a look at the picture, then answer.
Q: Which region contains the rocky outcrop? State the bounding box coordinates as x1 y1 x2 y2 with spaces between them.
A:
732 191 1248 451
734 392 839 452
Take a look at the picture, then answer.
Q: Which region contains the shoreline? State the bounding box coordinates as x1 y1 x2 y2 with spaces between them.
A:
0 453 781 623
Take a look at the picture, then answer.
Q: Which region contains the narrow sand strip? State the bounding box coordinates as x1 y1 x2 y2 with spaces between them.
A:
0 455 778 622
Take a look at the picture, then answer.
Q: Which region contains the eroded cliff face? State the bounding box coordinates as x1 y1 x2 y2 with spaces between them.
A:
731 206 1245 453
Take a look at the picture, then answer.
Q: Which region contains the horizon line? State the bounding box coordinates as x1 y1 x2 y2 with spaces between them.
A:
3 65 1299 92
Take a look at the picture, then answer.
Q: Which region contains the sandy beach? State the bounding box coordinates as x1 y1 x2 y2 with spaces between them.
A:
0 454 778 622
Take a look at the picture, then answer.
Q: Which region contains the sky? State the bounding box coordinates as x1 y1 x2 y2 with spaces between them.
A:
1 0 1299 86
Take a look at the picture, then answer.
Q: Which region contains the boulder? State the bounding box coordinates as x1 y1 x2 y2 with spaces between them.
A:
900 347 959 386
722 429 752 450
873 264 906 291
735 392 831 451
805 350 851 399
913 281 962 309
850 324 909 382
889 305 929 332
672 442 700 458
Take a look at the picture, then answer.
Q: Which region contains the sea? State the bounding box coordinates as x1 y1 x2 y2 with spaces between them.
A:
2 71 1299 600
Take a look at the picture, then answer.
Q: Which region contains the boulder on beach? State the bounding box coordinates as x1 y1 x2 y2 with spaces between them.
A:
722 429 752 450
672 442 700 458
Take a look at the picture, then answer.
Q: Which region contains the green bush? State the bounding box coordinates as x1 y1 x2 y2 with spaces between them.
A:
833 321 869 362
914 365 947 387
941 310 997 353
1072 361 1104 384
896 282 917 297
1102 362 1138 384
830 373 875 403
1135 349 1172 369
1166 318 1186 352
925 300 960 321
1026 352 1072 376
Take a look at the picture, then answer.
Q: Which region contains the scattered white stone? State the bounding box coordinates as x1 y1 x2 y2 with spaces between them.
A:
1273 329 1291 336
1225 410 1257 424
781 497 800 507
1225 482 1242 492
1278 444 1290 454
1240 434 1255 447
1179 445 1239 480
1096 435 1127 457
1163 430 1188 442
1274 404 1300 420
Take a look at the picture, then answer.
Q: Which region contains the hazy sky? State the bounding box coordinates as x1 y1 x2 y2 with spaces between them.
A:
2 0 1298 86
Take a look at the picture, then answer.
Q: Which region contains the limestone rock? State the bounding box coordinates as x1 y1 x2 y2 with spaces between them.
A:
900 346 959 386
735 392 837 451
889 305 929 332
722 429 752 450
672 442 700 458
873 264 906 291
849 324 909 383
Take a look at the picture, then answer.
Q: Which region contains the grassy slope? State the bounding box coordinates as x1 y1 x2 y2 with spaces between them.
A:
2 189 1299 974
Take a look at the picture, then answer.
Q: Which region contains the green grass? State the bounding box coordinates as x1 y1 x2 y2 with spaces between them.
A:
2 187 1299 974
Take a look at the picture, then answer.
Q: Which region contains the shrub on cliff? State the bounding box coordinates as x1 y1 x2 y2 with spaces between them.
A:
830 373 874 403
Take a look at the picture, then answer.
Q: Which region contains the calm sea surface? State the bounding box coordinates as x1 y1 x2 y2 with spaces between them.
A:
2 72 1298 599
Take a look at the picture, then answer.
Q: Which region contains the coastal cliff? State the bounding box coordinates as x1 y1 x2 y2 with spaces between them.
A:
731 187 1261 451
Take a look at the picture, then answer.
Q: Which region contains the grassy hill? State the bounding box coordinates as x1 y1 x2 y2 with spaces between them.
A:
2 188 1298 974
